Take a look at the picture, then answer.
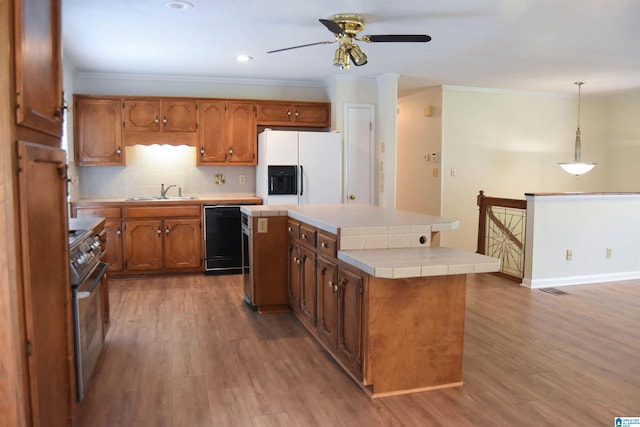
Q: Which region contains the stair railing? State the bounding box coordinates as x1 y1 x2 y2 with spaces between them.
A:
477 190 527 280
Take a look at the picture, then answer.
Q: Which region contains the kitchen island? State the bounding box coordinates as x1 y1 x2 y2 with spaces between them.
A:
242 204 499 397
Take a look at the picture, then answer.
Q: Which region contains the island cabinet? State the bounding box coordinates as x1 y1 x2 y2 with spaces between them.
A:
256 101 331 127
74 206 124 273
122 98 198 146
124 205 202 273
287 219 365 379
74 96 124 165
197 100 257 165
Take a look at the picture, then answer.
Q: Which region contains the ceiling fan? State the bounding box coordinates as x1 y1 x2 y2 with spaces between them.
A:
267 14 431 69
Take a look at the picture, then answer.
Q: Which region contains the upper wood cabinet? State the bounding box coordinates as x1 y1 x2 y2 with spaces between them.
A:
122 98 198 146
256 101 331 127
198 100 257 165
74 96 124 166
122 99 197 132
14 0 63 141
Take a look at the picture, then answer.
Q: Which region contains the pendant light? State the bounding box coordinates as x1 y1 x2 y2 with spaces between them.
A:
559 81 596 175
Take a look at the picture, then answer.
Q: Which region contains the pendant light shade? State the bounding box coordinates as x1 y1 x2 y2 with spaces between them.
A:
559 82 596 175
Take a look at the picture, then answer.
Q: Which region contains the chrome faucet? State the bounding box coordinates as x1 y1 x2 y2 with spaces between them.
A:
160 183 177 199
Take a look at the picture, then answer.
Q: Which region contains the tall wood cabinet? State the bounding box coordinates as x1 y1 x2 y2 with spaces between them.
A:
1 0 74 426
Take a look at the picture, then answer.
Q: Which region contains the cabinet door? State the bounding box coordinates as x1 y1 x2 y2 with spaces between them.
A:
227 101 257 164
162 100 197 132
122 100 160 132
14 0 63 139
255 102 292 126
299 245 317 328
197 101 227 163
164 218 202 270
337 267 364 377
103 220 124 272
74 97 123 165
287 240 301 313
316 257 339 349
124 219 163 271
17 142 72 427
293 103 330 127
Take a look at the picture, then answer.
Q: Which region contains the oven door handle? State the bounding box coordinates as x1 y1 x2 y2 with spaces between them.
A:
77 262 109 299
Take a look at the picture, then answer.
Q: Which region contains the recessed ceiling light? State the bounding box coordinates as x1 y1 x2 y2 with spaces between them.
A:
164 1 193 10
236 55 253 62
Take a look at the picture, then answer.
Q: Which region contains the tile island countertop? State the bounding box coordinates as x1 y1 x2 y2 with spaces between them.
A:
241 204 500 279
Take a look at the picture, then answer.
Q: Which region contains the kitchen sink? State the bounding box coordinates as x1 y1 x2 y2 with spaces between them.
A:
125 196 198 201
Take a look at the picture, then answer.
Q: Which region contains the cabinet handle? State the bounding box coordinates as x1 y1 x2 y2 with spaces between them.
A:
116 146 122 155
294 110 299 118
301 233 307 240
156 229 161 235
165 228 170 235
228 148 233 158
321 242 329 248
287 109 292 117
154 116 159 125
200 146 205 156
288 226 293 232
116 229 121 236
162 116 168 125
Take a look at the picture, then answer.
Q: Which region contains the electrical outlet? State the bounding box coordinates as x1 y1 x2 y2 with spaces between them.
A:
566 249 573 261
450 168 456 177
239 174 246 185
257 218 268 233
606 248 612 259
432 167 439 178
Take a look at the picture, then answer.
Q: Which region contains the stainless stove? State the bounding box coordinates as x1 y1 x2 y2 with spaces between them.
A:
68 227 103 286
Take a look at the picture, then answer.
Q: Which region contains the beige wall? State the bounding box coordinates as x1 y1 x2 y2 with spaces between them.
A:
397 86 442 217
399 85 625 251
606 95 640 190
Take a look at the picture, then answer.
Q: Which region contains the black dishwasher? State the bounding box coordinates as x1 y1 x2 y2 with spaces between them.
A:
204 205 242 275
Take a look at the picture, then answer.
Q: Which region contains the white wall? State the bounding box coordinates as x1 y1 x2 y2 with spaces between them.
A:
523 194 640 288
439 86 609 251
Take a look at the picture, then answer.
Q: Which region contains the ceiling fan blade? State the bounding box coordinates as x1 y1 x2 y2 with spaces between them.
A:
363 34 432 43
319 18 345 35
267 40 335 54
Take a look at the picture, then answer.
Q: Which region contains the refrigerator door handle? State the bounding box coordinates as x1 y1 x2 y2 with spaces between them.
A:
299 165 304 195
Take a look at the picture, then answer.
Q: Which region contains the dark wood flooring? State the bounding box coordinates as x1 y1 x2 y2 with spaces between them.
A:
73 273 640 426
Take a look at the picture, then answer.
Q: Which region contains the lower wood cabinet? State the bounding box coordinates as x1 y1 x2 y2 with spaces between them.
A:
124 212 201 273
72 203 202 275
288 219 364 379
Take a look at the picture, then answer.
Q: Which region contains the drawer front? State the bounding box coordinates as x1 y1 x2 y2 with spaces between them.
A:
125 205 201 218
75 207 122 219
317 232 337 258
287 219 300 241
299 224 317 248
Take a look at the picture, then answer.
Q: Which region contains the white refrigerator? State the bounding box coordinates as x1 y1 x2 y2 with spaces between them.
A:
256 130 342 205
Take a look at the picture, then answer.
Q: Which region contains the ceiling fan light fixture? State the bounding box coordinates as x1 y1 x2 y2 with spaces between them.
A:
349 44 367 66
163 0 193 10
333 47 346 67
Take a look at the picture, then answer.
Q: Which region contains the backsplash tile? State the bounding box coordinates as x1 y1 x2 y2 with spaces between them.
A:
77 145 256 199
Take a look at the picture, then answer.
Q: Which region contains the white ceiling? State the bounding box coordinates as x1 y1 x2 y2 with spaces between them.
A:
62 0 640 97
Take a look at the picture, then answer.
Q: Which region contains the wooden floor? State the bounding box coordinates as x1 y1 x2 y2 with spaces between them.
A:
74 273 640 426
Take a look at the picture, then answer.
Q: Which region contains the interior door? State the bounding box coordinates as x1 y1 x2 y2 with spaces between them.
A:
344 104 375 205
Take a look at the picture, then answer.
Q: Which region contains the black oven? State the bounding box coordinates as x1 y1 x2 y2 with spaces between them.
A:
268 165 297 195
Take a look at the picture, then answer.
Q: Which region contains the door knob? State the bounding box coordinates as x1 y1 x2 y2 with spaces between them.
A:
349 194 356 200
